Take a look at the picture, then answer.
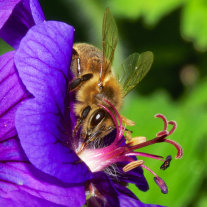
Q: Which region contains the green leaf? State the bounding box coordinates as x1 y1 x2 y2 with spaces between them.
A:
142 0 184 25
181 0 207 51
106 0 142 19
196 195 207 207
106 0 184 25
0 39 12 55
121 80 207 206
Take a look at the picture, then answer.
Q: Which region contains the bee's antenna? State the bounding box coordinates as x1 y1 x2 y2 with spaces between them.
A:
98 63 103 90
72 48 81 76
77 58 81 76
72 119 82 138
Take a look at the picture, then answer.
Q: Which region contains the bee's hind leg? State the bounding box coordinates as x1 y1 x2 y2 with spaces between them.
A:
120 115 147 145
120 115 135 141
121 115 135 126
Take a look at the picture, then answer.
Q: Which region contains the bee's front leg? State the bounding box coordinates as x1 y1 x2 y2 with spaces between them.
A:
72 105 91 137
69 73 93 91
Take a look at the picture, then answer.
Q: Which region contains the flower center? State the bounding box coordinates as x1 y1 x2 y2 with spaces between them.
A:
78 98 183 194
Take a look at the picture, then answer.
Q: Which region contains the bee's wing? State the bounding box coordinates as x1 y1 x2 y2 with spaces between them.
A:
115 51 153 97
100 8 118 82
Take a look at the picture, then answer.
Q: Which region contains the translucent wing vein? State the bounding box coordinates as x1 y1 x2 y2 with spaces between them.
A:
101 8 118 81
116 52 153 97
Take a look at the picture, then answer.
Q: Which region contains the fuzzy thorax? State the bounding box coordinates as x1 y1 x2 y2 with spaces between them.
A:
74 72 123 139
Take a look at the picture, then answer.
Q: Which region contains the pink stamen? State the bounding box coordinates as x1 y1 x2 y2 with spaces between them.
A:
140 164 158 177
155 115 177 137
154 176 168 194
123 124 126 135
141 164 168 194
163 139 183 159
98 103 120 142
157 130 169 137
103 98 124 139
126 135 166 152
78 98 183 194
126 152 164 161
127 114 179 153
155 113 167 130
168 120 177 135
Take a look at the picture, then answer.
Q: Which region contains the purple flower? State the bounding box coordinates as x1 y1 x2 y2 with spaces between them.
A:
0 0 183 206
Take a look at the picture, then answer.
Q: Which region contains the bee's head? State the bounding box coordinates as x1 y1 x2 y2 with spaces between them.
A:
83 108 115 145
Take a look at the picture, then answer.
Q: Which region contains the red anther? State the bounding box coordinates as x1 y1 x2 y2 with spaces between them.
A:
160 155 172 170
154 176 168 194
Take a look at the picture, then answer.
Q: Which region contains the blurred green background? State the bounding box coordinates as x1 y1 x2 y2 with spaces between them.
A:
1 0 207 206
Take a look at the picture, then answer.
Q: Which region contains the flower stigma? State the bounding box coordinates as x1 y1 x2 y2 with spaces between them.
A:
77 98 183 194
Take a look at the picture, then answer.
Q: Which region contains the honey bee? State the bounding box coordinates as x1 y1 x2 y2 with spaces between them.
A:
69 8 153 147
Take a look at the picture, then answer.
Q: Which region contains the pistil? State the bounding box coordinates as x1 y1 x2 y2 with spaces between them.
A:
78 99 183 194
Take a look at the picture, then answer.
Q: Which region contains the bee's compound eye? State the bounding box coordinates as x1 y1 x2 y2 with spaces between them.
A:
91 109 105 127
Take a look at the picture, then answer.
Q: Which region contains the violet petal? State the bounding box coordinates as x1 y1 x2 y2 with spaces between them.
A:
0 137 86 207
0 192 66 207
29 0 45 24
115 184 164 207
114 183 138 200
90 172 119 207
14 21 92 183
119 194 165 207
0 0 45 49
0 51 28 141
115 162 149 192
0 0 20 28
